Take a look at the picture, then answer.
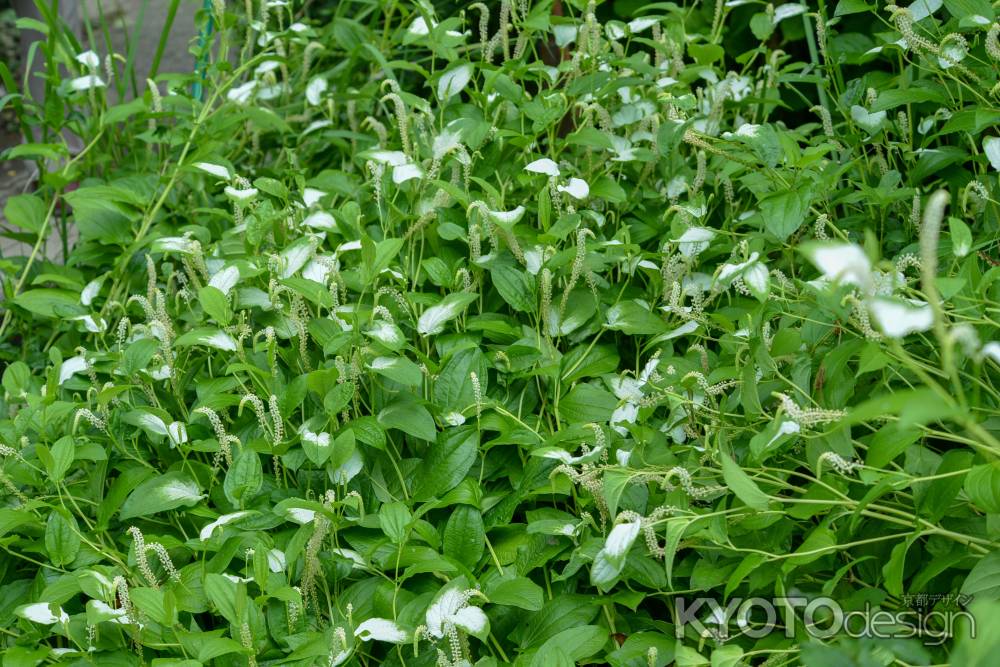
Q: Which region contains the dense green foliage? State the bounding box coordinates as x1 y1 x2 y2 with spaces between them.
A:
2 0 1000 665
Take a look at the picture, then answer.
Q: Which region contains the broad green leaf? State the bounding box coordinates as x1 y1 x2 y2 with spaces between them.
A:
719 452 770 511
120 472 204 520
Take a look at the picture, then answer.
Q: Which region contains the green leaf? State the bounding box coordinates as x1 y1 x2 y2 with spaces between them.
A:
378 501 412 543
962 551 1000 601
759 186 811 241
413 427 478 500
44 510 80 567
719 451 770 511
3 194 46 233
487 576 544 611
443 505 485 568
224 448 263 507
559 384 617 424
378 400 436 441
491 262 536 313
120 472 204 520
13 289 82 318
368 355 423 386
198 286 232 325
966 463 1000 514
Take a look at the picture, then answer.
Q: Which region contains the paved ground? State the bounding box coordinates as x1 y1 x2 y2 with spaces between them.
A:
1 0 200 261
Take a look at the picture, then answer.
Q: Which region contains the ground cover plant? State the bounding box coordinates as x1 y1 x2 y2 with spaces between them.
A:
1 0 1000 664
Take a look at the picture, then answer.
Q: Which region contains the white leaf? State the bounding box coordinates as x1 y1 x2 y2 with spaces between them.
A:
484 205 526 227
603 518 641 559
59 355 89 385
224 186 258 202
417 293 477 336
557 177 589 200
199 511 253 541
227 80 257 104
451 606 489 635
81 278 103 306
368 150 409 166
200 330 238 351
805 243 872 288
553 24 577 47
627 17 658 33
437 63 474 101
267 548 286 572
392 163 423 184
286 508 316 524
984 137 1000 171
330 548 366 568
280 238 316 278
743 262 770 299
908 0 942 22
71 314 106 333
851 106 887 134
303 211 338 231
76 50 100 69
525 158 561 177
982 342 1000 364
408 15 434 36
17 602 69 624
193 162 231 180
166 421 188 447
355 618 409 643
161 477 203 503
209 266 240 295
303 187 326 207
69 75 106 91
137 412 168 436
330 448 364 484
674 227 715 257
773 4 806 22
868 297 933 338
305 77 327 106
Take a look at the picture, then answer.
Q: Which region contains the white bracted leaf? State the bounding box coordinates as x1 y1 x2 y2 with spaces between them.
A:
305 76 328 106
392 163 424 184
167 421 188 447
193 162 231 180
59 356 89 385
303 187 326 207
417 292 478 335
303 211 337 231
69 75 106 91
743 262 770 298
674 227 715 257
199 511 253 541
224 185 258 202
17 602 70 625
437 63 474 101
868 297 933 338
804 243 872 289
557 178 589 200
285 508 316 524
603 518 642 560
137 412 168 436
525 158 561 177
199 330 238 351
280 238 316 278
80 278 103 306
208 266 240 295
355 618 409 643
76 50 100 69
984 137 1000 172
